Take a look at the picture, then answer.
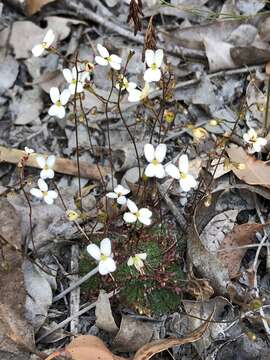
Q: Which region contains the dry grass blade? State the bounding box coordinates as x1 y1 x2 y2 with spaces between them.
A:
133 312 213 360
226 146 270 189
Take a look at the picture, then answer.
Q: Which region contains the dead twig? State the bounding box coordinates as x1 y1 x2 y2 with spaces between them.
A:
69 244 80 334
0 146 109 180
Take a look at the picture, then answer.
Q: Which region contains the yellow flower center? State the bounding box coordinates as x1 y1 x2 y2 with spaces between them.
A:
72 79 77 85
135 211 140 218
100 254 108 261
42 42 47 48
151 63 157 70
43 191 48 196
180 171 187 179
56 100 62 107
151 159 159 165
107 56 112 63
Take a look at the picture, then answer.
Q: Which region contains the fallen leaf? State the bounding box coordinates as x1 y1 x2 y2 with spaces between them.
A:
95 290 119 334
226 146 270 189
133 312 212 360
0 199 35 355
25 0 55 15
11 88 43 125
218 222 267 278
204 38 236 72
0 56 19 95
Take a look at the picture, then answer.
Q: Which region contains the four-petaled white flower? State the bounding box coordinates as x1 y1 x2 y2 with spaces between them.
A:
127 253 147 273
106 185 130 205
62 66 89 95
123 199 152 225
166 154 197 192
87 238 116 275
32 29 55 57
30 178 58 205
24 147 34 155
128 82 150 102
95 44 122 70
48 87 70 118
144 49 163 82
144 143 167 178
243 128 267 153
116 75 137 92
36 155 56 179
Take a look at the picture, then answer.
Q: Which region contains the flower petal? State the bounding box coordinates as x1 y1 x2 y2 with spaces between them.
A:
117 196 127 205
257 137 267 147
44 194 54 205
87 243 101 260
97 44 109 58
126 199 138 213
180 178 191 192
38 178 48 192
127 256 134 266
138 213 151 225
126 82 137 92
50 87 59 103
110 54 122 64
178 154 189 173
44 169 55 179
106 192 118 199
186 174 197 189
155 143 167 163
144 68 161 82
48 104 59 117
75 82 84 93
154 163 166 178
144 143 155 162
128 89 141 102
36 155 46 169
60 89 70 105
43 29 55 47
47 190 58 199
95 56 108 66
31 44 44 57
109 60 121 70
144 163 157 178
30 188 43 198
47 155 56 168
55 105 65 119
98 261 110 275
138 208 152 219
123 212 137 223
145 49 155 67
104 258 116 273
69 83 76 95
63 68 73 83
154 49 164 67
137 253 147 260
100 238 111 257
165 163 180 179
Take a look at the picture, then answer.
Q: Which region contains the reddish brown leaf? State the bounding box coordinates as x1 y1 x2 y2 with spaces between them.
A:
25 0 55 15
226 146 270 189
218 223 266 278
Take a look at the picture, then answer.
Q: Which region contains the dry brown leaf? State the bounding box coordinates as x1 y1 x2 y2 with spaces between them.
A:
25 0 55 16
133 312 212 360
0 199 35 355
218 222 267 278
227 146 270 189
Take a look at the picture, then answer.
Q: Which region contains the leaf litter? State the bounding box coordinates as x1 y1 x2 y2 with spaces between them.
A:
2 0 270 359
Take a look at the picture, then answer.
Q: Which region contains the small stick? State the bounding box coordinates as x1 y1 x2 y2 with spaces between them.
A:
53 266 99 302
37 289 119 343
69 244 80 334
0 146 109 180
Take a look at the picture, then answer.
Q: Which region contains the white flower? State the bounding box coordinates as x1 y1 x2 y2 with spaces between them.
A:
144 49 163 82
24 147 34 155
243 128 267 153
106 185 130 205
95 44 122 70
116 75 137 92
62 66 89 95
166 154 197 192
127 253 147 273
144 143 167 178
30 178 58 205
87 238 116 275
123 199 152 225
32 29 55 57
36 155 56 179
48 87 70 119
128 82 150 102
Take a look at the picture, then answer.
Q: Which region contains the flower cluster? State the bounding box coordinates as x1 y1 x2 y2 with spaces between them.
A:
30 155 58 205
243 128 267 153
144 144 197 192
